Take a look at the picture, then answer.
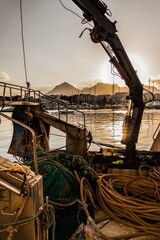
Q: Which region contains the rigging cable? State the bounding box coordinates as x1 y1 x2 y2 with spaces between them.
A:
58 0 93 27
20 0 28 85
20 0 31 158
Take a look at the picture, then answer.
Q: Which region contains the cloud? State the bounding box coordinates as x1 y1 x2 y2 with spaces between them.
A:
0 72 10 82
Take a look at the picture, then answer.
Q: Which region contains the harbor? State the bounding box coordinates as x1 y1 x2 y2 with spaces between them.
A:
1 108 160 160
0 89 160 240
0 0 160 239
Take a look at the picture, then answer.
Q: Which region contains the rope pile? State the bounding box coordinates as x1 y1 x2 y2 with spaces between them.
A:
96 172 160 236
0 163 32 174
26 150 160 238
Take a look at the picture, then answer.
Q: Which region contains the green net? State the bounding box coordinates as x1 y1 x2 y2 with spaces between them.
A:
25 150 96 240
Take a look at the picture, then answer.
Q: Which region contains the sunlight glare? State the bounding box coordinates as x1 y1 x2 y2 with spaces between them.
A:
129 52 150 85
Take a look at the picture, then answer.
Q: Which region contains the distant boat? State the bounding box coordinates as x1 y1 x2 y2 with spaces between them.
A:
1 106 14 112
145 101 160 109
60 110 74 114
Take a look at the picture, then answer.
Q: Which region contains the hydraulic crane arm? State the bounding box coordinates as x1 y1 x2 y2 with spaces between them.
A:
72 0 145 166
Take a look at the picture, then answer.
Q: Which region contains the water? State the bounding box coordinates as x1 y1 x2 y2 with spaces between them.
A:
0 109 159 160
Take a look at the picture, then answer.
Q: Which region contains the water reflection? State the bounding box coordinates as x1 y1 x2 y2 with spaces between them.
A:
59 109 160 151
0 109 159 160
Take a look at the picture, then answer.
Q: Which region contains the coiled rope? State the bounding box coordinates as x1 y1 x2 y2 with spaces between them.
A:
25 150 160 239
96 173 160 237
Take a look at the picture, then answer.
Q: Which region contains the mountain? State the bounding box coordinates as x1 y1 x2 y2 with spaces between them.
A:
47 82 79 96
81 82 128 95
46 81 160 96
47 81 129 96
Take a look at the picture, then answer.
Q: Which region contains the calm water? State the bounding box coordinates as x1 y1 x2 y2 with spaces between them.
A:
0 109 159 160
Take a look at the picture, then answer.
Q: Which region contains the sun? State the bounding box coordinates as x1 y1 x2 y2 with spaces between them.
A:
97 61 126 87
128 52 150 85
98 52 150 87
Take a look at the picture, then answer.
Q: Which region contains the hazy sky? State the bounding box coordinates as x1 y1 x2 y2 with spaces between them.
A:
0 0 160 90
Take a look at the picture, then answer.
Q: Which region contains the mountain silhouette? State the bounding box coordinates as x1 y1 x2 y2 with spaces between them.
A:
81 82 128 95
47 82 79 96
46 81 160 96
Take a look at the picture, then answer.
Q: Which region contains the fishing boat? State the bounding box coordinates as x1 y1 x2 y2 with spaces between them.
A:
0 80 160 240
0 81 90 240
1 0 160 240
59 110 75 114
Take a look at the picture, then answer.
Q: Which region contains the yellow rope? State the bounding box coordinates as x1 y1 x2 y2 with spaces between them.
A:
0 163 32 174
96 173 160 236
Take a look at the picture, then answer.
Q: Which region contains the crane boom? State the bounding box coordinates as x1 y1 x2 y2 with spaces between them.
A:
72 0 145 166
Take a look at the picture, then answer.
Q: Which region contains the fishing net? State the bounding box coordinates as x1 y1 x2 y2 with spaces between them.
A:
25 150 97 240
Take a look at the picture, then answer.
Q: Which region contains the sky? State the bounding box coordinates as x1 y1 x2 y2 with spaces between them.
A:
0 0 160 91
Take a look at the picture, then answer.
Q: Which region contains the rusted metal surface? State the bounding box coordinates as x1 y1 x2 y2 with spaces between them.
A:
0 157 44 240
0 111 39 175
8 107 50 160
30 108 88 156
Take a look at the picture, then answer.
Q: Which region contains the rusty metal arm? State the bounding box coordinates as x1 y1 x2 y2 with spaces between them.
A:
71 0 145 165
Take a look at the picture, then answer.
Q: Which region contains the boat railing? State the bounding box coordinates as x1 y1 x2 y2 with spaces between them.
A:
0 111 39 175
39 92 86 129
0 81 86 129
0 81 41 103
